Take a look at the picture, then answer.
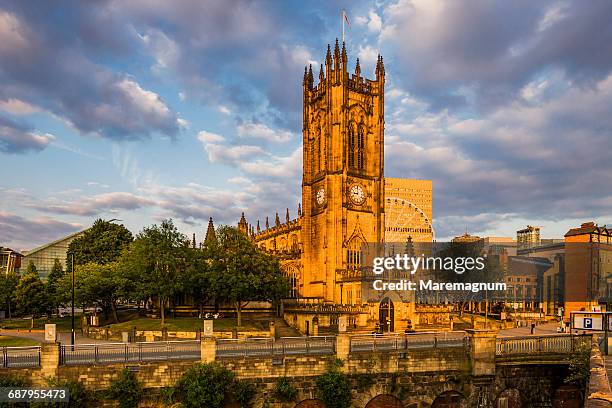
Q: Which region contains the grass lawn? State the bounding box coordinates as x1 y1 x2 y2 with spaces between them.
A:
0 316 82 332
0 336 40 347
108 317 268 332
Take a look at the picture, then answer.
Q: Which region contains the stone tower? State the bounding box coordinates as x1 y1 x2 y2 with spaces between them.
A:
301 40 386 301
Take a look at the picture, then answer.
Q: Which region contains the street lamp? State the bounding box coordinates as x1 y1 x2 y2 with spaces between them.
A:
70 252 75 346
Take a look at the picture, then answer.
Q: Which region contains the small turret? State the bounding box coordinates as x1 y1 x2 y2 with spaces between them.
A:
275 212 281 227
307 64 314 90
204 217 217 246
298 203 302 217
326 44 332 67
265 216 269 230
192 233 196 249
319 63 324 83
355 58 361 78
376 54 385 80
286 208 290 223
238 212 248 234
256 220 260 233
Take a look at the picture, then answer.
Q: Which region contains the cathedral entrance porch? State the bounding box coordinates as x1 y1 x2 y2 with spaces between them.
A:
379 297 395 333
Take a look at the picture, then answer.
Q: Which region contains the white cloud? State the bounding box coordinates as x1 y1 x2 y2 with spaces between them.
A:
237 122 293 143
197 130 225 143
0 98 40 115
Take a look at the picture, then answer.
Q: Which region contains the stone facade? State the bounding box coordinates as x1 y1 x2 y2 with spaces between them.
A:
235 42 434 334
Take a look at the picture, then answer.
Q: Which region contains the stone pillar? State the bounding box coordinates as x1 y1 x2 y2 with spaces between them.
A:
200 337 216 363
336 333 350 361
269 321 276 339
466 329 497 376
40 342 60 378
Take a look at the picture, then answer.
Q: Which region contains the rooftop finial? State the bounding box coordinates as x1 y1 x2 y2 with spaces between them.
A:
355 58 361 77
286 208 290 223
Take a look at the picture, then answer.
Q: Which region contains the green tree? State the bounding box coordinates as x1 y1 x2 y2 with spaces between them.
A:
57 262 124 323
66 219 133 270
15 263 48 324
122 219 189 325
176 363 234 408
182 247 214 318
212 226 289 327
316 361 351 408
107 368 142 408
0 271 19 319
46 258 64 314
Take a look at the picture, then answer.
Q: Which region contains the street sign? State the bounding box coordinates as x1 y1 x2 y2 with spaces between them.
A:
571 312 604 331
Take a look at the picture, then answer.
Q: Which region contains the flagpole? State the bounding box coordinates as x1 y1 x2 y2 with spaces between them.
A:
342 9 345 43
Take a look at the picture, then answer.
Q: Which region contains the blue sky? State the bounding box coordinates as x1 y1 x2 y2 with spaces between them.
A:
1 0 611 250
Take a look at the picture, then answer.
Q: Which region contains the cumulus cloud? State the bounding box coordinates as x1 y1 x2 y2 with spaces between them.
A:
237 122 293 143
26 192 155 217
380 0 612 110
0 211 82 251
0 6 181 141
0 114 53 153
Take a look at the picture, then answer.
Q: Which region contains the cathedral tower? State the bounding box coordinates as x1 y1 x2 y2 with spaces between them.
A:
301 41 386 301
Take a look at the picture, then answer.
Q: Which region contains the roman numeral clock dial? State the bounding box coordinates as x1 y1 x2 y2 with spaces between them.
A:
349 184 366 205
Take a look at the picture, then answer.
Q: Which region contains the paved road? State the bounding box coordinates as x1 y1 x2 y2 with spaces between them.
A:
497 322 560 338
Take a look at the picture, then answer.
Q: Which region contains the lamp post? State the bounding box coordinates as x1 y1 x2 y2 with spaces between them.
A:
71 252 75 346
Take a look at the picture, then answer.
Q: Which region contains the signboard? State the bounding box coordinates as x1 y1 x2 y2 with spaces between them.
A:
44 324 57 342
203 320 213 336
571 312 604 331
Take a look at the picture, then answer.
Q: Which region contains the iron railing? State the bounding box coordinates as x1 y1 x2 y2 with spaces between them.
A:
350 331 468 353
216 336 336 358
495 334 591 356
1 346 41 368
60 340 200 365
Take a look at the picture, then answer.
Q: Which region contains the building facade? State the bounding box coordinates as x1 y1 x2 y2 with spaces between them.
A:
237 42 442 334
21 230 87 279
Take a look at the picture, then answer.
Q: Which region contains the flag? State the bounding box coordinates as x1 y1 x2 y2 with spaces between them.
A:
343 10 350 28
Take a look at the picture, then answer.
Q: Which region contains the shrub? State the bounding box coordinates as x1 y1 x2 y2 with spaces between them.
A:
273 377 298 402
233 379 256 408
355 373 376 391
30 378 95 408
565 342 591 388
107 368 143 408
176 363 235 408
316 365 351 408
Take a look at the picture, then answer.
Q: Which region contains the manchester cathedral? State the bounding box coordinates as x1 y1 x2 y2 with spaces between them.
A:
234 41 442 334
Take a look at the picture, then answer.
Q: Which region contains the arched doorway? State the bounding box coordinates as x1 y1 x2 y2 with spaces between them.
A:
552 385 582 408
431 391 467 408
379 297 394 332
295 399 325 408
495 388 523 408
365 394 403 408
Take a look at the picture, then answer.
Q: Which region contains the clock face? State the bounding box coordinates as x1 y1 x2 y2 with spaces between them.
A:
349 184 366 205
315 188 326 205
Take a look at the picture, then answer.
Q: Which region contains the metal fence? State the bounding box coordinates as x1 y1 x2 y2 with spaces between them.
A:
495 334 591 356
60 341 201 366
1 346 41 368
216 336 336 358
350 331 468 353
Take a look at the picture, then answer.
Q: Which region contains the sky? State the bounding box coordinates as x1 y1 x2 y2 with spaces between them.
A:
1 0 611 251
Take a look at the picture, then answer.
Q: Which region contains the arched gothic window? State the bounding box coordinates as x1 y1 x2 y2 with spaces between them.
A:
357 125 365 170
347 237 363 272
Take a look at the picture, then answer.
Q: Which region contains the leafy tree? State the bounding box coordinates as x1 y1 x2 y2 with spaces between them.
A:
57 262 124 323
107 368 142 408
15 264 47 323
175 363 235 408
0 271 19 319
121 219 189 325
66 219 133 270
46 258 64 314
233 379 256 408
273 377 298 402
182 247 215 318
212 226 289 326
316 360 351 408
